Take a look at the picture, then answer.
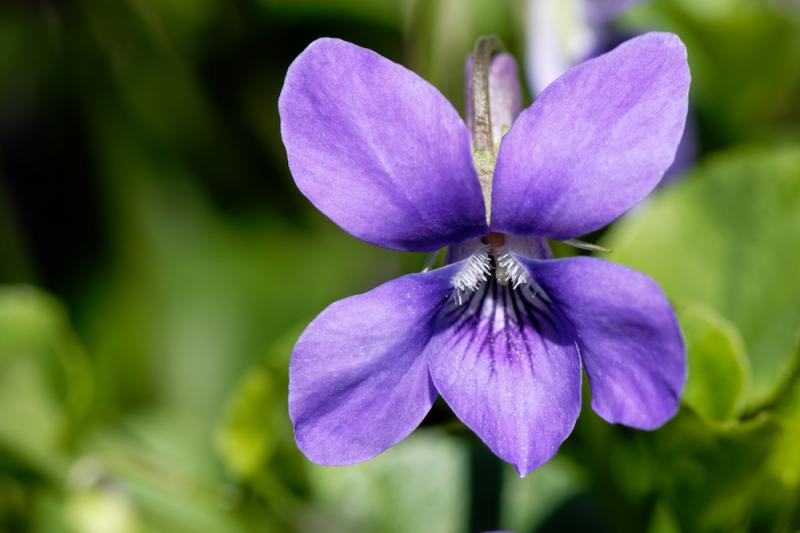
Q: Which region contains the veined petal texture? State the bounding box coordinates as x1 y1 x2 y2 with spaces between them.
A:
426 276 582 476
279 38 487 252
289 264 459 465
491 32 690 239
523 256 686 429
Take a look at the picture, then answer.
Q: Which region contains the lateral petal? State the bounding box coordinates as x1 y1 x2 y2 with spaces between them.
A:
523 256 686 429
289 264 458 465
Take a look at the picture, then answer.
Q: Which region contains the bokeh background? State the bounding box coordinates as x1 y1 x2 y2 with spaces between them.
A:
1 0 799 531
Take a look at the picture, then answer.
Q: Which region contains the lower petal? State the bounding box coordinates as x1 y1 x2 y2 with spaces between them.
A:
523 256 686 429
425 277 582 476
289 265 459 465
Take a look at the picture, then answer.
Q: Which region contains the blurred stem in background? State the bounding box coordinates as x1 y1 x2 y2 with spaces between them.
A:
468 440 503 532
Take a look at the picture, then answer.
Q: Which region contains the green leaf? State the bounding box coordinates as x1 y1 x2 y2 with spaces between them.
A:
305 429 468 533
604 144 800 406
767 371 800 490
215 368 277 480
213 326 310 532
745 368 800 528
0 286 93 476
679 304 749 423
214 326 302 481
652 412 782 531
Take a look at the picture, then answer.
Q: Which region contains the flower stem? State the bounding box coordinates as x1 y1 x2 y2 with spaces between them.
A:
467 438 503 532
471 35 504 153
471 35 504 225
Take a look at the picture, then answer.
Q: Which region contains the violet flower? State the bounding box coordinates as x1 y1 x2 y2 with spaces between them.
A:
279 32 689 476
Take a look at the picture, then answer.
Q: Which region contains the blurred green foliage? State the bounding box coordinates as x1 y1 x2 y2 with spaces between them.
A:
678 304 748 423
0 0 799 531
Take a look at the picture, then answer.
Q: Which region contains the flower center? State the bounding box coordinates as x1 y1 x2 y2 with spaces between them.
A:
482 231 506 249
451 232 533 304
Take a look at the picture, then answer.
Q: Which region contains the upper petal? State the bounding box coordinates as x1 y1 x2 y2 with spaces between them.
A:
425 277 582 476
491 32 690 239
279 38 487 252
523 256 686 429
289 264 459 465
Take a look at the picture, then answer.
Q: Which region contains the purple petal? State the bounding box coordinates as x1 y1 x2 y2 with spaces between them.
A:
492 32 690 239
523 256 685 429
663 112 697 182
465 53 523 147
425 278 582 476
279 38 487 252
289 265 459 465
